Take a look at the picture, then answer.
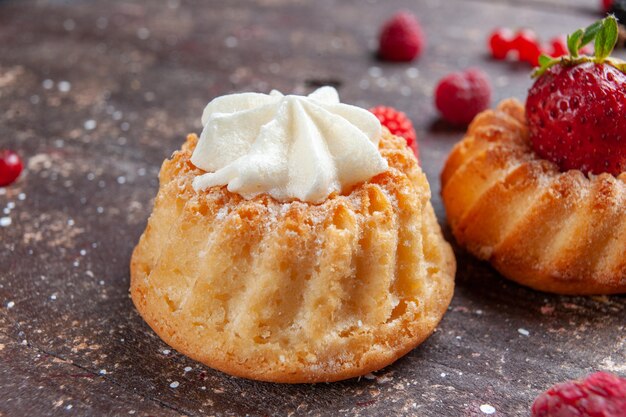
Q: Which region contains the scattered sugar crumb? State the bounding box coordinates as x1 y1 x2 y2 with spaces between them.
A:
137 27 150 40
84 120 97 130
0 217 11 227
368 66 382 77
7 301 15 309
162 349 171 355
224 36 238 48
99 369 107 375
518 328 530 336
406 68 419 78
480 404 496 414
184 366 192 372
58 81 71 92
169 381 180 388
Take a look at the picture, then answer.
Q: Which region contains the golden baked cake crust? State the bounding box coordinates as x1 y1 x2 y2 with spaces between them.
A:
441 99 626 295
131 131 455 383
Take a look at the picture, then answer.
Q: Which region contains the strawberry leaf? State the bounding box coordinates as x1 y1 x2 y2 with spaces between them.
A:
595 16 618 61
581 20 603 47
538 54 552 67
567 29 584 57
533 15 626 79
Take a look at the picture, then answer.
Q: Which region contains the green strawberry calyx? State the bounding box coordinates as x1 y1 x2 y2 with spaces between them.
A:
533 15 626 78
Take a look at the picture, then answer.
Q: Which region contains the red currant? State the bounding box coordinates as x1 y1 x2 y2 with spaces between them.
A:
549 36 568 57
488 28 513 60
0 150 23 186
513 29 542 66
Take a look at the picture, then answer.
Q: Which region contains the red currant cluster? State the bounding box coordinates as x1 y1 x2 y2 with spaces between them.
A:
488 28 581 66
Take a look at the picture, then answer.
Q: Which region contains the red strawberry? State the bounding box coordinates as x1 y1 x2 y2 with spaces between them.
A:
378 11 425 62
526 16 626 176
531 372 626 417
370 106 419 157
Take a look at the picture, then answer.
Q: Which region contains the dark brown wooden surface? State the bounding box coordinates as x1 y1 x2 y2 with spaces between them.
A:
1 0 625 416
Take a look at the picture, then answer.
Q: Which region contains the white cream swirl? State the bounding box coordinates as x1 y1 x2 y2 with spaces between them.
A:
190 86 388 203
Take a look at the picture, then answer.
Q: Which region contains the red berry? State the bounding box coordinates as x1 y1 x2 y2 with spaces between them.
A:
513 29 542 66
0 150 23 187
378 11 425 62
489 28 514 60
603 0 614 12
531 372 626 417
526 62 626 175
369 106 419 157
550 36 592 57
549 36 568 57
434 68 492 125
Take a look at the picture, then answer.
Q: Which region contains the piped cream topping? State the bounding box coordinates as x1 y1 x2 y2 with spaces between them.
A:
190 86 388 203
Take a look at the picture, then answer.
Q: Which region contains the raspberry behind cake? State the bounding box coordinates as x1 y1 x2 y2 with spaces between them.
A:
131 87 456 383
441 17 626 295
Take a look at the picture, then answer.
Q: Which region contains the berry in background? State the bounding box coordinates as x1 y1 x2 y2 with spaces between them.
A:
488 28 513 59
378 11 425 62
513 29 542 65
435 68 492 125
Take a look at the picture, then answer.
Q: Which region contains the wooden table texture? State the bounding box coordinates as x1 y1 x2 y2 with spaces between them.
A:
0 0 625 416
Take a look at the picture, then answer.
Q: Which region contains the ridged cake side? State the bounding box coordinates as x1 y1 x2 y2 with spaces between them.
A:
131 131 455 383
441 99 626 295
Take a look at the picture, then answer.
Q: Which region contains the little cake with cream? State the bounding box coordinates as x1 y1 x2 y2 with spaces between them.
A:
131 86 455 383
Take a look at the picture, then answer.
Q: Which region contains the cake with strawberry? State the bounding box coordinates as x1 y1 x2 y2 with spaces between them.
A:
441 16 626 295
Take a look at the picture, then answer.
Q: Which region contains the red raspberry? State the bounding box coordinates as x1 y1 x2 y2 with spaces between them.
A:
378 11 425 62
0 150 23 186
513 29 542 66
531 372 626 417
526 63 626 175
434 68 492 125
369 106 418 157
489 28 514 60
